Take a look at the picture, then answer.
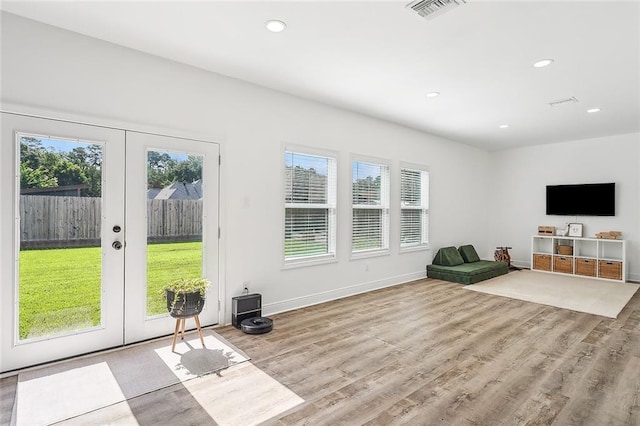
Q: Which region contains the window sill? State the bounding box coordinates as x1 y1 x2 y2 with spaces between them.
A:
350 249 390 261
282 255 338 270
399 244 431 254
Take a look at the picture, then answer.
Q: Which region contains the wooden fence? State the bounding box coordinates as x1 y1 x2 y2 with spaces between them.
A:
20 195 202 248
146 199 203 243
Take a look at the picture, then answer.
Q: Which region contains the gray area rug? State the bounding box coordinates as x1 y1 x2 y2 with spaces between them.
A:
465 269 639 318
15 330 250 425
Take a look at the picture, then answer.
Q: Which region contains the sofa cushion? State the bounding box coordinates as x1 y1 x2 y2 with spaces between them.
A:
432 246 465 266
458 245 481 263
427 261 508 285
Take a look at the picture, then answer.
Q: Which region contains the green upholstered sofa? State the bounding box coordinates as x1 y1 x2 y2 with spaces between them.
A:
426 245 508 285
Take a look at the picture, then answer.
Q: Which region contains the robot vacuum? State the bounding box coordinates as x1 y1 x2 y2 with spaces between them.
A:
240 317 273 334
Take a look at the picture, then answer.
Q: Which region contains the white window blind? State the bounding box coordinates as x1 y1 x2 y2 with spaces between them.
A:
352 159 390 254
284 149 336 263
400 167 429 248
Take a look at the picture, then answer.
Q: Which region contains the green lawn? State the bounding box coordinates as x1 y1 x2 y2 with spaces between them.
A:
284 239 327 257
18 241 202 340
352 236 382 251
19 246 101 339
284 237 382 257
146 241 202 315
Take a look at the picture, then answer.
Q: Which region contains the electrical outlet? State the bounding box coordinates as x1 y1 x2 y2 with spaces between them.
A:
242 281 250 294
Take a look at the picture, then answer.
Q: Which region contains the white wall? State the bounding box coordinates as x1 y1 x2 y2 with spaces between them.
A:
1 13 490 323
487 133 640 281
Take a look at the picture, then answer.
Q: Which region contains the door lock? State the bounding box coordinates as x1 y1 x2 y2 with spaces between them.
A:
112 241 123 250
113 225 122 233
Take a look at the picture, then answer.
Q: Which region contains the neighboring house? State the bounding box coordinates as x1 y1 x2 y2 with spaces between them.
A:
147 180 202 200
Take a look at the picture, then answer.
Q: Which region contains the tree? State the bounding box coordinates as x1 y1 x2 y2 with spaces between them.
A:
20 163 57 189
67 146 102 196
19 136 98 195
20 137 46 170
20 137 59 190
147 154 201 189
51 160 87 187
147 152 176 188
286 165 327 204
168 156 202 185
353 175 381 205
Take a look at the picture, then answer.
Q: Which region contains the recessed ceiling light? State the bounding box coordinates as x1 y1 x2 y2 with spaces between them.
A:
426 92 440 98
533 59 554 68
265 20 287 33
498 124 510 129
587 108 601 113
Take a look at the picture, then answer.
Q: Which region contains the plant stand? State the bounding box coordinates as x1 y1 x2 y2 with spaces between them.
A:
171 314 205 352
165 289 207 351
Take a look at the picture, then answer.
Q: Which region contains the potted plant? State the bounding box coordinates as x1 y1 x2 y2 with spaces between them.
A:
162 277 210 318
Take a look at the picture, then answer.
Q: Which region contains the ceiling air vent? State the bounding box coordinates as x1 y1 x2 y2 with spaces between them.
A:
549 97 579 107
406 0 466 20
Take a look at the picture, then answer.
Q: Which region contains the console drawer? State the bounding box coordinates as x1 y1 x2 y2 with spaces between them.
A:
533 254 552 271
598 260 622 280
554 256 573 274
575 258 596 277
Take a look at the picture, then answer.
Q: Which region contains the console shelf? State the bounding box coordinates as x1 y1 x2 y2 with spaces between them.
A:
531 235 626 282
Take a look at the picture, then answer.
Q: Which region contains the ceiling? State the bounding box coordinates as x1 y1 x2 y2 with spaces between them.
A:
2 1 639 151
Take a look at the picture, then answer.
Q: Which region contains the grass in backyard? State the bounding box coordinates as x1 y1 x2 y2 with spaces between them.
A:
284 239 327 258
18 241 202 339
146 241 202 316
19 246 101 339
284 236 381 256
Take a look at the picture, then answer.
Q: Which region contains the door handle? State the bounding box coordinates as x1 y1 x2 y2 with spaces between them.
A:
112 241 123 250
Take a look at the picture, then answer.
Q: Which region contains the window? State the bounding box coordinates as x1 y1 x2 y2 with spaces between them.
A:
352 158 390 255
284 148 337 265
400 166 429 249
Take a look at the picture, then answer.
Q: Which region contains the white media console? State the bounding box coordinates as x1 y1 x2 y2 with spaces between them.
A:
531 235 626 282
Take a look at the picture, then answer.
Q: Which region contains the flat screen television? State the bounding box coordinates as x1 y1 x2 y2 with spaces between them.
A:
546 183 615 216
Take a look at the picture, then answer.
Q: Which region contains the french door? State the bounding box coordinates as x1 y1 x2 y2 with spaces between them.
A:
0 113 219 372
124 131 219 343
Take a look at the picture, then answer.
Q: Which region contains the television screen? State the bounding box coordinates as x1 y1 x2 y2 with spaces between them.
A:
546 183 615 216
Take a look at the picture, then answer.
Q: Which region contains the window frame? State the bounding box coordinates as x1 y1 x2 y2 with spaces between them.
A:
399 162 430 252
282 144 338 268
350 154 391 259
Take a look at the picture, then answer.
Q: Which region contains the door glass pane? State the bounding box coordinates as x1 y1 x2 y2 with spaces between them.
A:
18 135 103 340
146 150 204 316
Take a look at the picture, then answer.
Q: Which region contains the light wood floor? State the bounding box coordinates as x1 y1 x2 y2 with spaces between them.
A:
2 276 639 425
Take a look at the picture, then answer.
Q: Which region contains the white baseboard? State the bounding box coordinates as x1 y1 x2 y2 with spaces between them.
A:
261 271 426 318
511 259 530 269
